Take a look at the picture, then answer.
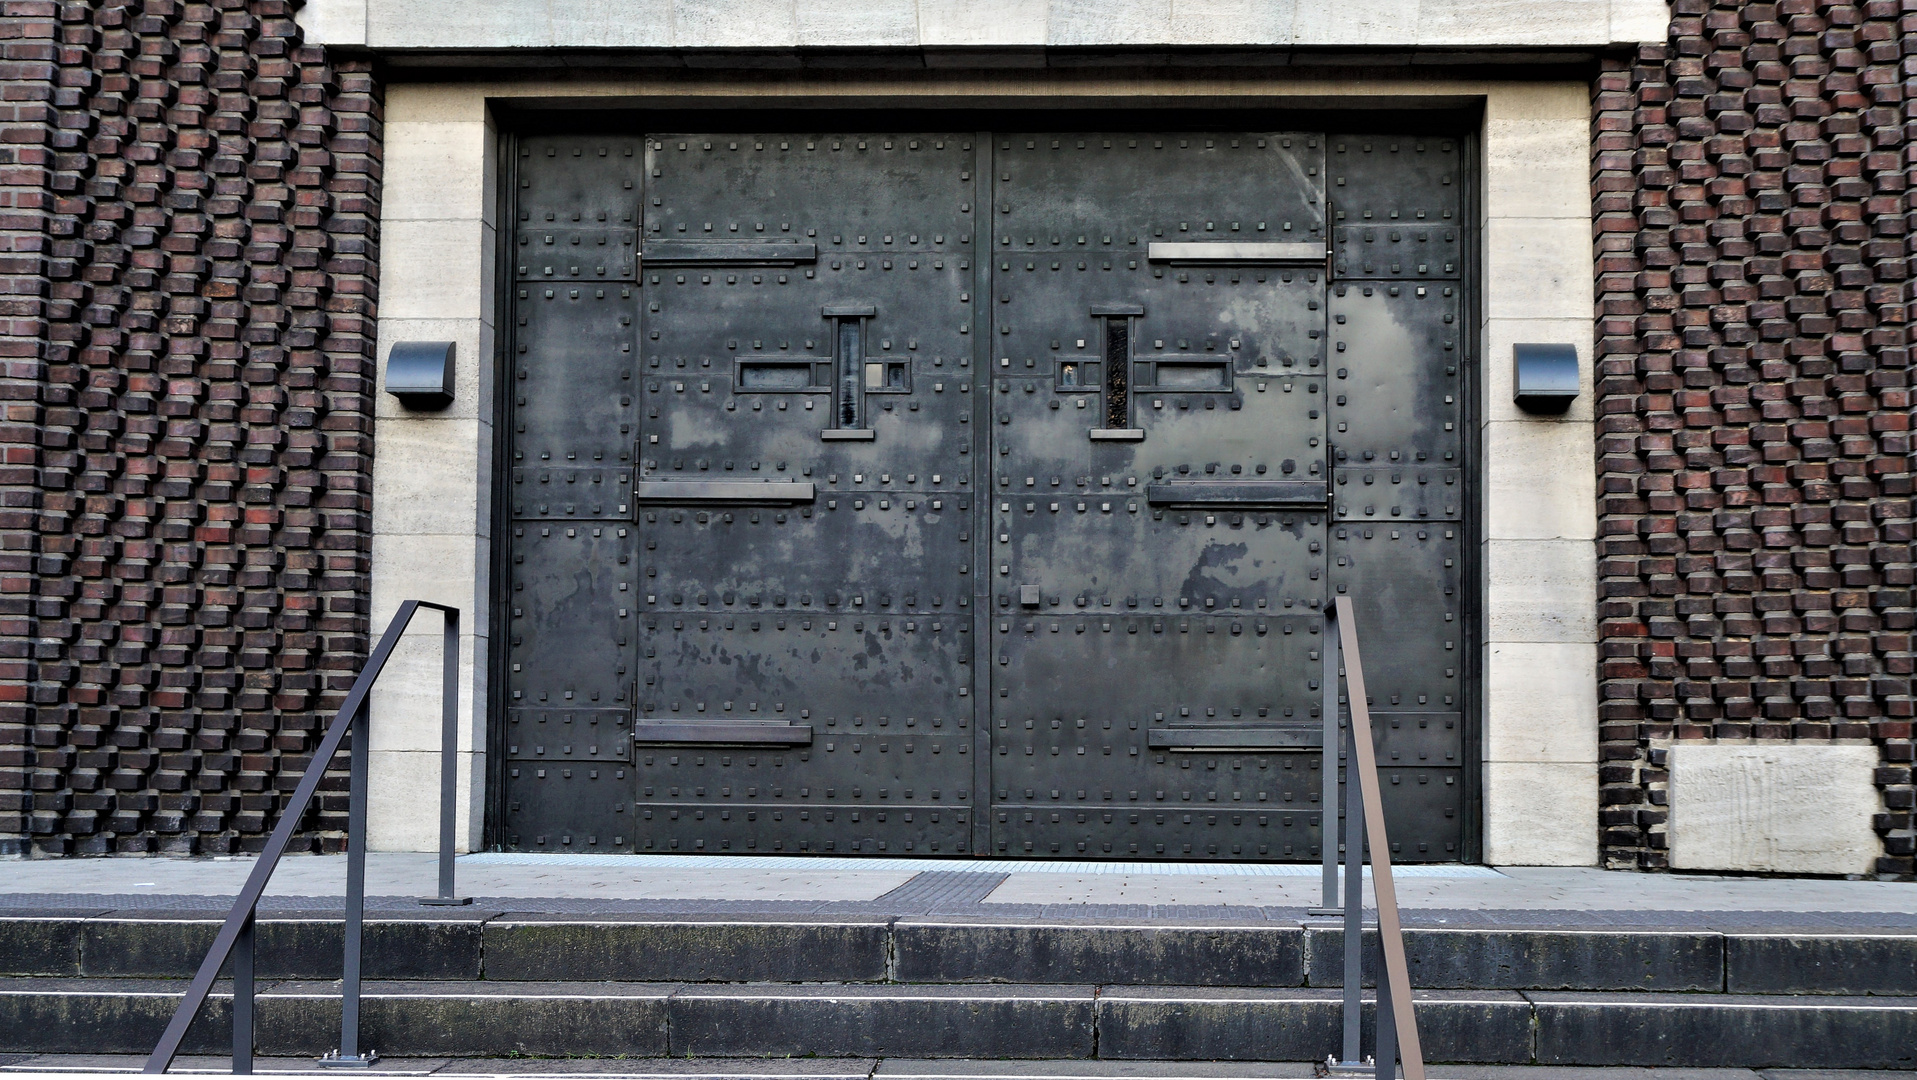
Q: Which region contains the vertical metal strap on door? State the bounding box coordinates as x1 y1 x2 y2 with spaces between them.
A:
1316 626 1343 913
1326 596 1426 1080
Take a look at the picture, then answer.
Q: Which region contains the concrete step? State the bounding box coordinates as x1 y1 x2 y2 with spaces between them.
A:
3 914 1915 993
0 980 1914 1067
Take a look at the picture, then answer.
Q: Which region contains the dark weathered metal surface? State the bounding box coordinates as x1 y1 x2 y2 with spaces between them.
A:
988 132 1337 860
1145 480 1329 506
500 126 1471 861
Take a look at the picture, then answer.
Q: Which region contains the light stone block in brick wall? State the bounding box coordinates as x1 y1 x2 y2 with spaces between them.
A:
1168 0 1294 45
1667 743 1882 875
796 0 917 46
550 0 675 48
917 0 1049 46
294 0 365 45
382 121 493 225
1049 0 1173 46
311 0 1672 49
1485 539 1598 643
368 748 486 852
1483 216 1595 322
1484 642 1598 764
380 219 497 323
1609 0 1673 44
1479 82 1593 123
1484 761 1598 865
1484 421 1597 541
387 83 492 126
370 532 491 627
370 416 492 538
1483 118 1591 220
366 629 488 755
1289 0 1422 44
674 0 799 47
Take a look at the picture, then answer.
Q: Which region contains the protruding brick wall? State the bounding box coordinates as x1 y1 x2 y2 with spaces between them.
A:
1592 0 1917 873
0 0 380 855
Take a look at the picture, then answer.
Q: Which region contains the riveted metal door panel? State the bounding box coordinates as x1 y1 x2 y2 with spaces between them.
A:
1328 523 1462 712
500 523 639 851
996 796 1323 860
1328 135 1463 279
1326 282 1464 472
501 122 1475 863
1336 764 1463 863
640 497 969 614
647 133 975 244
633 615 976 854
989 305 1327 490
640 259 975 484
503 525 637 714
501 759 636 853
635 781 972 855
500 134 646 856
988 132 1333 860
995 498 1325 613
1323 129 1469 864
638 616 971 725
512 285 641 468
631 131 981 857
991 610 1330 858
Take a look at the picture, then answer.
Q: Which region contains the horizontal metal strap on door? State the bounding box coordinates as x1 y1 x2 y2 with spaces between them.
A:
632 720 815 746
632 480 816 505
1144 480 1329 507
640 240 819 266
1147 726 1324 751
1146 241 1327 265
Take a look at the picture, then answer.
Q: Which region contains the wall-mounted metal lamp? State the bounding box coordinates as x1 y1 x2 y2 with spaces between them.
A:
1513 343 1579 414
386 341 455 410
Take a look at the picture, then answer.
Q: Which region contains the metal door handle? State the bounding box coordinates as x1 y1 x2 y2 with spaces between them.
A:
633 480 816 504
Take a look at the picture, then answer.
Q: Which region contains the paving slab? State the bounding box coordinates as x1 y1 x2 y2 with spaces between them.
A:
0 854 1911 931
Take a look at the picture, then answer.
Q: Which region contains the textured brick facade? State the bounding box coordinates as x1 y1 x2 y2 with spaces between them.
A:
4 0 1914 871
0 0 380 855
1592 0 1917 873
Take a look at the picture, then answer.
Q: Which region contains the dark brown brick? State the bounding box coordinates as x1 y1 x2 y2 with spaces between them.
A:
0 0 376 856
1594 0 1916 875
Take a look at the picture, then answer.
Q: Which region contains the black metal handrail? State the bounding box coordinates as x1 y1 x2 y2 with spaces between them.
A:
1315 596 1427 1080
143 600 464 1074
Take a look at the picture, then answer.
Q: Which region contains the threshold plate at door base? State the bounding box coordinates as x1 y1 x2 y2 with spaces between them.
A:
1147 727 1324 751
633 720 815 745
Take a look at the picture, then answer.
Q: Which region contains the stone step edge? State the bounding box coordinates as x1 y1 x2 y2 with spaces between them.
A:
2 917 1911 995
0 982 1914 1068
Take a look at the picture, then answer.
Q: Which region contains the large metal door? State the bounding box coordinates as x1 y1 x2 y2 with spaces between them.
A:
497 124 1471 861
628 132 980 854
986 133 1333 859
